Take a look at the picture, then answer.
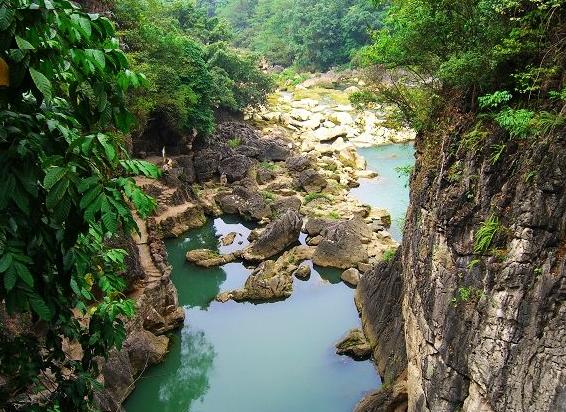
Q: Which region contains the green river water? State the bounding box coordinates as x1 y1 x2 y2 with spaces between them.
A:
124 143 414 412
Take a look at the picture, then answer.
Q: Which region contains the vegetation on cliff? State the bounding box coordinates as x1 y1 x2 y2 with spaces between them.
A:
357 0 566 134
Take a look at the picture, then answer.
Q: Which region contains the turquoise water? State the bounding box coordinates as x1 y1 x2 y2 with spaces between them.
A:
125 216 379 412
125 144 415 412
350 143 415 240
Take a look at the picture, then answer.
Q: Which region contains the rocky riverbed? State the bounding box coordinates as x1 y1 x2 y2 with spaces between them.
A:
101 78 415 411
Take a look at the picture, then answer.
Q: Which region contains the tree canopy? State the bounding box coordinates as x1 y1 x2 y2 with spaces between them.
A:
200 0 385 71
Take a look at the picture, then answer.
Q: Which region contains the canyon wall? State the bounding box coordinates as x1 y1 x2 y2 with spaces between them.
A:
357 109 566 411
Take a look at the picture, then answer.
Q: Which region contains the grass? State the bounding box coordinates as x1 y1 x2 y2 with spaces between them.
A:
227 137 241 148
473 215 501 254
260 161 278 171
261 191 276 202
304 192 331 204
326 211 341 220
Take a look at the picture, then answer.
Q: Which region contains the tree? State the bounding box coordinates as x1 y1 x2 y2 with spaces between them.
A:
0 1 159 409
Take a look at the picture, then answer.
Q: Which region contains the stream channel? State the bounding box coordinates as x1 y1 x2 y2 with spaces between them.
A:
125 143 414 412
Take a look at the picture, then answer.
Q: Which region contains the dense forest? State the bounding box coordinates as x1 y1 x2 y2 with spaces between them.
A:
0 0 564 410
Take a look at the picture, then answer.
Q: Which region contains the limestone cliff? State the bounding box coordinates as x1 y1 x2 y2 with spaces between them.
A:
357 108 565 411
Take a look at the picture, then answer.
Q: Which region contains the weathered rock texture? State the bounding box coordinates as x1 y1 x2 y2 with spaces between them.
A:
356 113 566 411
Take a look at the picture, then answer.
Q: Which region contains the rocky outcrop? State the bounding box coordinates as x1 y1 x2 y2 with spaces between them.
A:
341 268 361 287
242 210 303 261
335 328 372 361
356 111 566 411
215 186 272 221
219 245 315 302
186 248 241 267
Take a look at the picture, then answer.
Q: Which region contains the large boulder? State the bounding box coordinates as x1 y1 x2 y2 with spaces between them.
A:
329 112 354 126
194 149 221 182
243 210 303 261
290 108 312 121
338 147 367 170
215 186 272 221
335 328 371 360
186 248 241 267
341 268 361 287
312 126 348 142
260 139 291 161
312 217 371 269
286 155 311 172
218 155 254 183
270 196 302 216
297 169 327 192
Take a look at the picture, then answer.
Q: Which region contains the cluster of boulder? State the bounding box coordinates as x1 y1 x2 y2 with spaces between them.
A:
186 209 397 303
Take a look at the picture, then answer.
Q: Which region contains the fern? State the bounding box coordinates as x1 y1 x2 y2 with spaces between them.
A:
474 215 501 254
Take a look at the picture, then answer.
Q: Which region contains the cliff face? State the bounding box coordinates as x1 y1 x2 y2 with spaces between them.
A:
357 108 566 411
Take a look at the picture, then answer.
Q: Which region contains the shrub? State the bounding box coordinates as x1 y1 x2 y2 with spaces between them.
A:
383 249 396 262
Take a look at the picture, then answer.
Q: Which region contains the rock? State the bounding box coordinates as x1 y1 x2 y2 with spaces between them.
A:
312 218 371 269
186 248 241 267
124 330 169 374
335 104 354 112
329 112 354 126
194 149 221 182
297 169 327 192
286 155 311 172
260 139 291 161
236 145 261 158
344 86 361 94
291 98 319 109
218 155 254 183
335 328 371 360
222 245 315 302
306 235 323 246
216 292 232 303
290 108 312 121
356 170 378 179
271 196 302 216
257 167 276 185
243 210 303 261
312 126 348 142
221 232 237 246
357 262 372 273
304 218 334 237
341 268 361 287
293 263 311 279
215 186 272 221
338 147 367 170
369 208 392 228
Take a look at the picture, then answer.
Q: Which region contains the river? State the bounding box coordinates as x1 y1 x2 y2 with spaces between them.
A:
124 143 414 412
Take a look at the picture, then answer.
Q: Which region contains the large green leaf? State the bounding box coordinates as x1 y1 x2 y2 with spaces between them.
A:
15 35 34 50
28 293 52 321
14 261 33 287
29 68 52 100
43 166 66 190
0 8 14 31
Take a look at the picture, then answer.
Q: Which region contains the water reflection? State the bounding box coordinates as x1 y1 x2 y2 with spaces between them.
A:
158 328 216 412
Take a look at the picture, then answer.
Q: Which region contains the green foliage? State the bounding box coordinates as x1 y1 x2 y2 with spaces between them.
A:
478 91 513 110
474 215 501 254
261 191 275 201
227 137 241 148
115 0 273 137
395 164 413 186
304 192 331 204
259 161 278 171
494 108 535 138
0 1 157 409
451 286 484 306
277 67 309 87
203 0 384 71
383 249 396 262
358 0 566 133
326 211 341 220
